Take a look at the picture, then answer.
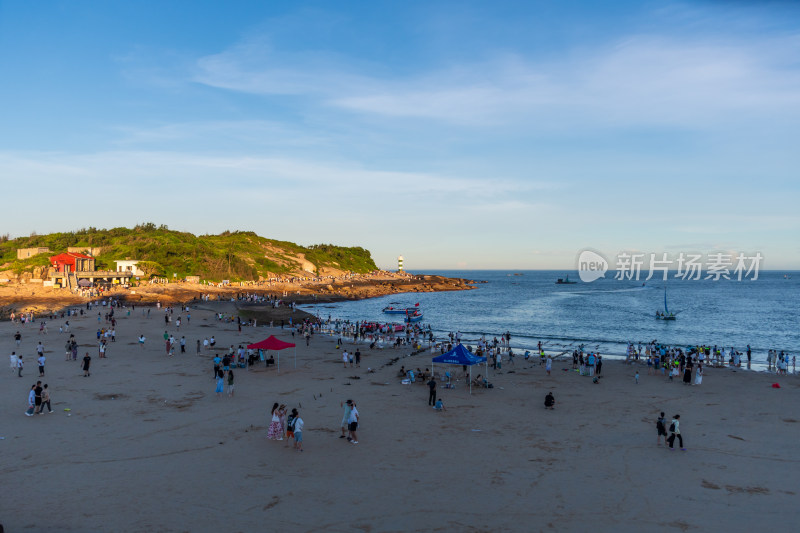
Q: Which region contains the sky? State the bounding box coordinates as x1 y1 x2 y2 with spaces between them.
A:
1 0 799 270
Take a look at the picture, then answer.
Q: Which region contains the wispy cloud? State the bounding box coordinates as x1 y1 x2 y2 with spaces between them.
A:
192 31 800 130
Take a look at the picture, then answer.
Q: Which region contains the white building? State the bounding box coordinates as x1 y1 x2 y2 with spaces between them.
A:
115 260 145 277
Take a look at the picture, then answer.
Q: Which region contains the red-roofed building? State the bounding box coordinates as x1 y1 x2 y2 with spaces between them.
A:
50 252 96 273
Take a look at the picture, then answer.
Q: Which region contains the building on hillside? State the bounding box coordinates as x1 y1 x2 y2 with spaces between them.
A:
17 247 51 260
49 252 95 273
68 246 102 256
115 260 145 277
185 276 200 283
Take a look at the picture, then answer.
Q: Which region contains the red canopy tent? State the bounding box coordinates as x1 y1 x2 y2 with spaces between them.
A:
247 335 296 372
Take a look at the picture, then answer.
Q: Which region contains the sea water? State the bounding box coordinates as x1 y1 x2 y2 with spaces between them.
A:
301 270 799 369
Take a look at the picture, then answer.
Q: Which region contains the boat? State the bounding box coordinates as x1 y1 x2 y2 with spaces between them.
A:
383 306 417 314
404 310 424 323
555 275 576 284
656 288 676 320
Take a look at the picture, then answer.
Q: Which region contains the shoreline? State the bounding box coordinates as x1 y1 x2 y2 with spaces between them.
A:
302 305 792 374
0 270 478 318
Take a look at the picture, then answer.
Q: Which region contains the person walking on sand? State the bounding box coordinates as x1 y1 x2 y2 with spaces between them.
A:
656 412 667 446
267 403 283 440
667 414 685 450
342 350 349 368
694 364 703 385
286 408 297 448
41 384 53 413
340 400 353 439
215 369 224 397
33 381 43 414
17 355 24 377
227 369 235 396
38 353 46 377
213 355 221 379
545 355 552 376
25 384 36 416
10 351 17 372
347 400 359 444
82 352 91 377
427 376 437 406
293 410 304 452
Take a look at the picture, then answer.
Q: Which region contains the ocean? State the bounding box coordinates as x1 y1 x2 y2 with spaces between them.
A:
300 270 799 370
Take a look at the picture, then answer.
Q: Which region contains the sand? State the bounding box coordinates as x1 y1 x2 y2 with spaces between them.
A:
1 301 797 532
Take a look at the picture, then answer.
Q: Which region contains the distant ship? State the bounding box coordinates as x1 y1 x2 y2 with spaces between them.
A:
556 275 577 284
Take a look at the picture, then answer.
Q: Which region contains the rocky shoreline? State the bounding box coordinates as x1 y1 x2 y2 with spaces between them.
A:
0 272 479 318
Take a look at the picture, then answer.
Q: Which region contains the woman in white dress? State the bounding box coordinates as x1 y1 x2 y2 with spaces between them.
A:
694 364 703 385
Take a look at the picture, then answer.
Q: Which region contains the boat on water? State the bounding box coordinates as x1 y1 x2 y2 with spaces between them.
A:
383 305 418 314
404 311 424 323
656 288 676 320
555 275 577 284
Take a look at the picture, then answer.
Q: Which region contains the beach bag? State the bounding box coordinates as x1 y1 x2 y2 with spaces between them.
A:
668 422 675 432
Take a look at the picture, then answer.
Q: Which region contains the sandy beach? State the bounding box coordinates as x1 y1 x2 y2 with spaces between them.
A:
1 301 798 532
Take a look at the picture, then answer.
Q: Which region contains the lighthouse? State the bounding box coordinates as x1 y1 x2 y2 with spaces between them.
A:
398 255 404 272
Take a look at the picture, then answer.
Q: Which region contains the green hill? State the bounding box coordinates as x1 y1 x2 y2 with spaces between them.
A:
0 224 377 281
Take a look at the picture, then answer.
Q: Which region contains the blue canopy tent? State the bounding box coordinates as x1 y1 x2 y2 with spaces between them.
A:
432 344 487 394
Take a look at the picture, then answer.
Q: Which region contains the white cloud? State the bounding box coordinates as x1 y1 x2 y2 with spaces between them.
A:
191 31 800 130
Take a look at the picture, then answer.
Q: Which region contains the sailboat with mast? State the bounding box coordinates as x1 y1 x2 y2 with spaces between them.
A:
656 287 676 320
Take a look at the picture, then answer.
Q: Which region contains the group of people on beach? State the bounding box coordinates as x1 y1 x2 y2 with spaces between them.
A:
25 381 53 416
266 403 304 451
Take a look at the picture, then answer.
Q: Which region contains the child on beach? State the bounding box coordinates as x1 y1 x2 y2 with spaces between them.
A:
635 371 639 384
656 412 667 446
286 408 298 447
293 411 304 452
227 369 235 396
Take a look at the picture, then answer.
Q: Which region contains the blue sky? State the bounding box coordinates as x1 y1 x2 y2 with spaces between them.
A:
1 0 799 270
